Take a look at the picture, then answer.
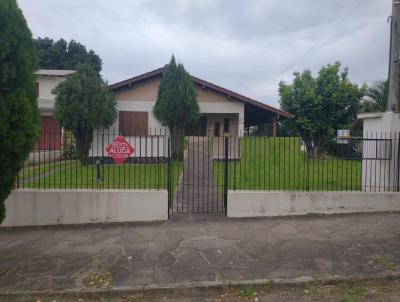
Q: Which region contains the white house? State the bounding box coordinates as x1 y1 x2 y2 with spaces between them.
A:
106 66 293 138
32 67 293 160
90 67 293 159
34 69 75 151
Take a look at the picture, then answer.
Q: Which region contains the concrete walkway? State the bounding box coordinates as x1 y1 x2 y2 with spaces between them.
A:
174 137 223 214
1 213 400 292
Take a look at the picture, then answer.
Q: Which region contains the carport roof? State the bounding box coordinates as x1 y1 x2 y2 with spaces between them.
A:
109 66 294 121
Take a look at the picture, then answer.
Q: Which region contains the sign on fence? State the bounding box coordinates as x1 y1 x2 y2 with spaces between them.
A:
106 136 134 164
337 129 351 144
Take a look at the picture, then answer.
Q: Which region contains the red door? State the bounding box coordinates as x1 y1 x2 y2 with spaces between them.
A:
34 116 61 150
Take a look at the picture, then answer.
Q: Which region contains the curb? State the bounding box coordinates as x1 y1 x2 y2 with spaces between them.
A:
1 273 400 301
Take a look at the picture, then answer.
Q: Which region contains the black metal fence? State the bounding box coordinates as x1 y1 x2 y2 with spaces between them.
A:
16 126 400 195
215 133 400 192
17 127 181 190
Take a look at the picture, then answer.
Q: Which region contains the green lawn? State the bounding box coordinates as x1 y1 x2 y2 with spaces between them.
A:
18 160 182 190
18 160 71 181
214 137 362 191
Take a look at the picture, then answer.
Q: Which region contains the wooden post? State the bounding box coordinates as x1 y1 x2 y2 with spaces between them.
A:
388 0 400 111
272 116 277 137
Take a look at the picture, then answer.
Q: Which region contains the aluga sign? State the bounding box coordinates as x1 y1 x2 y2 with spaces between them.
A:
106 136 135 164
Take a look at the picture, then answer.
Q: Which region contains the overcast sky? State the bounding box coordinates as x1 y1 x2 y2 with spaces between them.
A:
18 0 390 108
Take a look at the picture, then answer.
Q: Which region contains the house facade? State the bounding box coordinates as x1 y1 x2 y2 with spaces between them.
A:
106 67 293 138
32 67 293 159
34 69 75 151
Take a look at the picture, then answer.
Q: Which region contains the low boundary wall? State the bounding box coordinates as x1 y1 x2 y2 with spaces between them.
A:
1 189 168 227
228 191 400 218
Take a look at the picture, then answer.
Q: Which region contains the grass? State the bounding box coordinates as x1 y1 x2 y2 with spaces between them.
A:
339 282 368 302
18 160 182 190
18 160 72 181
214 137 362 191
18 137 362 191
16 279 398 301
238 284 256 298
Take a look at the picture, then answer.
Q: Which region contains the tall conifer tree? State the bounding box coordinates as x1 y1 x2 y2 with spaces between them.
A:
0 0 40 222
153 56 199 158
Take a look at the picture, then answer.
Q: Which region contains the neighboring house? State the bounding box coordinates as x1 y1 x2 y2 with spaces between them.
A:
32 69 74 158
106 66 293 138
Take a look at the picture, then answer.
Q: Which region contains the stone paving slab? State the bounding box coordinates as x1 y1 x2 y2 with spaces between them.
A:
0 212 400 292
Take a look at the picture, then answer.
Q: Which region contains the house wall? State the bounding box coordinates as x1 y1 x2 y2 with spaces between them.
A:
205 113 239 136
91 78 245 157
111 77 245 135
31 75 66 157
358 112 400 191
36 75 67 112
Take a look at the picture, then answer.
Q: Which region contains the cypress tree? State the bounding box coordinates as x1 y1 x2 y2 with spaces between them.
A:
153 56 199 158
0 0 40 222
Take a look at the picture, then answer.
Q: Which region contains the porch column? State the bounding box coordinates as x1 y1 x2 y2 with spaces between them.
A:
272 116 277 137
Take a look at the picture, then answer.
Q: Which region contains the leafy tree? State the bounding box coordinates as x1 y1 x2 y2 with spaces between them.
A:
34 37 102 73
53 64 117 163
360 80 388 113
0 0 40 223
153 56 199 158
279 62 365 159
250 124 271 136
278 119 298 137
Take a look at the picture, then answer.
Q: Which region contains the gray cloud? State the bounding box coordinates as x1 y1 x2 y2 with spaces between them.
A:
17 0 390 107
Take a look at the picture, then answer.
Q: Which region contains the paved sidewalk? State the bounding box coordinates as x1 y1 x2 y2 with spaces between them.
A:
0 213 400 292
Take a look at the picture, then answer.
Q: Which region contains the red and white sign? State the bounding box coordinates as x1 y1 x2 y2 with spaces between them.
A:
106 136 135 165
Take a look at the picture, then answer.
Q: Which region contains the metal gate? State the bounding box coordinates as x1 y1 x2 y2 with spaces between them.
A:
168 136 230 215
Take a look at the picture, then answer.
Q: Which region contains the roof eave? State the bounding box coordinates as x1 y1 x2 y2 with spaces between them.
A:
109 67 294 120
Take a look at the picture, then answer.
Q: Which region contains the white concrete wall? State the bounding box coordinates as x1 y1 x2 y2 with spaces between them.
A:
1 189 168 227
358 112 400 191
37 75 67 112
228 190 400 218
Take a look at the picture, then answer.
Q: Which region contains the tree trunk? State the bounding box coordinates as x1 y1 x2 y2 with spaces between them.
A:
314 136 328 160
303 137 313 156
74 125 93 165
170 125 185 161
303 136 327 160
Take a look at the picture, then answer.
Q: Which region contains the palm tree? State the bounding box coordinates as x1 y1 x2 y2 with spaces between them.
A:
360 80 388 113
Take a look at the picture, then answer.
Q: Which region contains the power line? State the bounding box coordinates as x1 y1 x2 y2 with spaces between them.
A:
272 0 368 83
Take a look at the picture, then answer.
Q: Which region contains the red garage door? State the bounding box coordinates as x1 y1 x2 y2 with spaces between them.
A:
34 116 62 150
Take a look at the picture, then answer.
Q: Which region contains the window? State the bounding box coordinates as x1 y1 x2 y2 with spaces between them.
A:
223 118 230 133
119 111 148 136
36 82 39 98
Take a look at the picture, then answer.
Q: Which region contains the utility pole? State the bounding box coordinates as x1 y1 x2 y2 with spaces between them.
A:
388 0 400 111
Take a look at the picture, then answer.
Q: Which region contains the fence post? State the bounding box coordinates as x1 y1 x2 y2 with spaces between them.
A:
167 137 172 218
397 132 400 192
224 137 229 215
